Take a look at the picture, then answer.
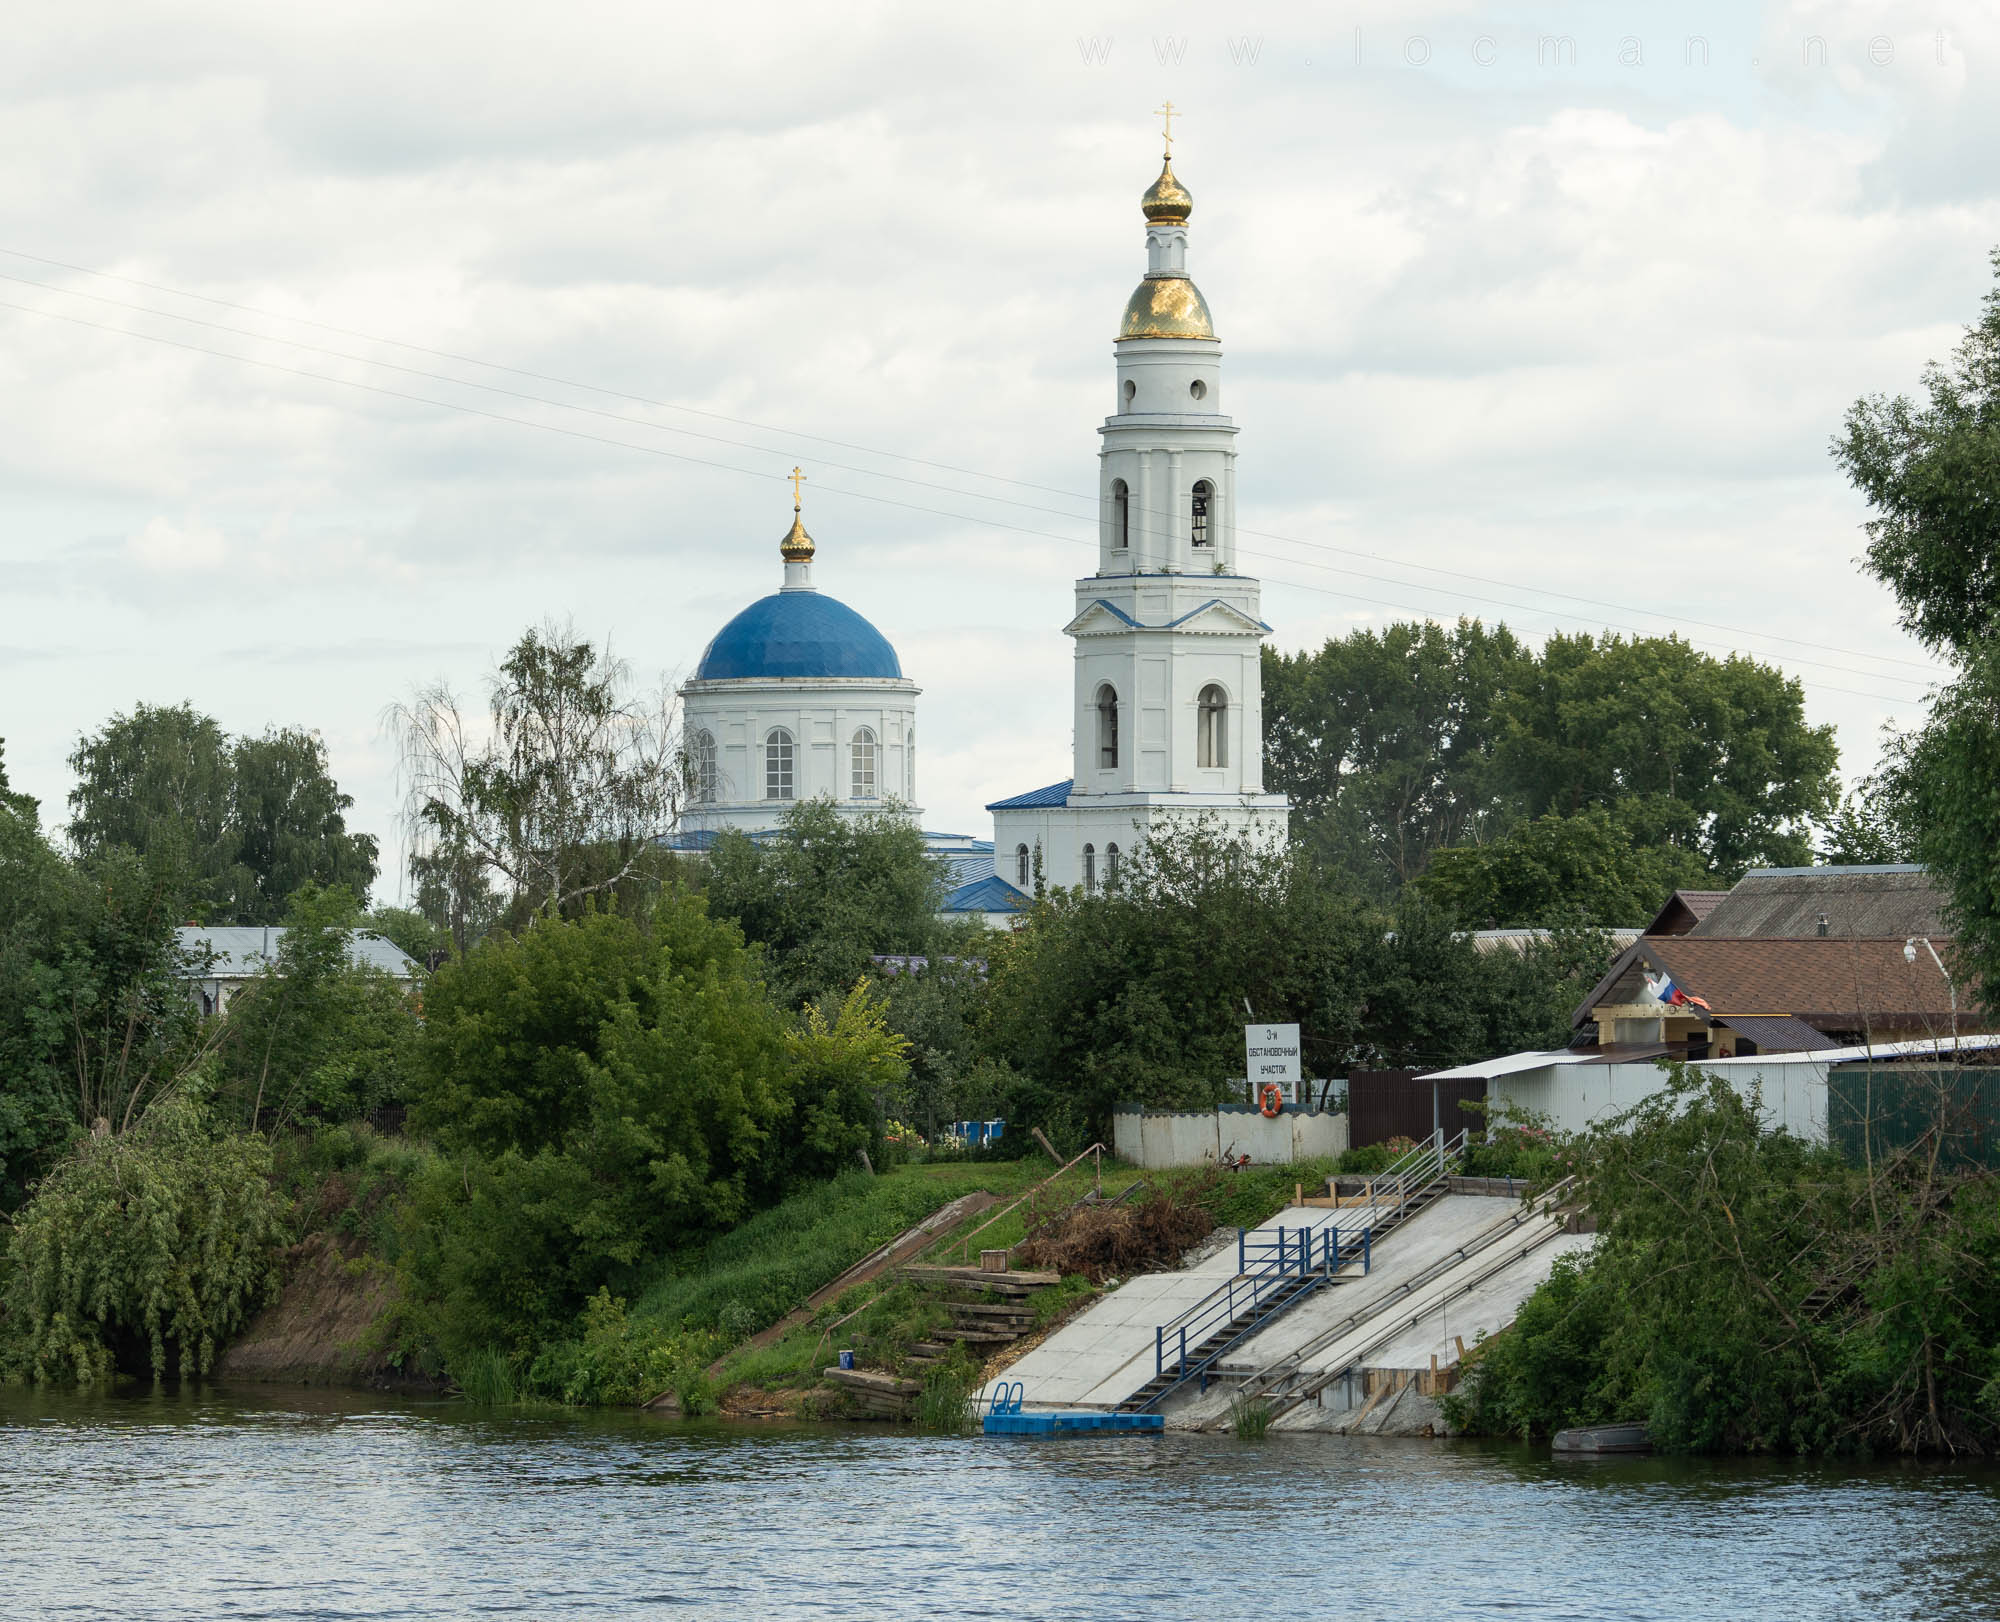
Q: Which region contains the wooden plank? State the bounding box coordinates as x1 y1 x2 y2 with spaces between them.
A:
822 1366 921 1397
901 1265 1060 1289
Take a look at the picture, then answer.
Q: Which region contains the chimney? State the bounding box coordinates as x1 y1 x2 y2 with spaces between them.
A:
1817 913 1829 937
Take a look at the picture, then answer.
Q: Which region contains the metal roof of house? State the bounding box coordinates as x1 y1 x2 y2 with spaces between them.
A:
939 874 1030 914
176 926 420 980
1718 1014 1839 1053
1691 865 1946 940
986 779 1073 811
1431 1030 2000 1083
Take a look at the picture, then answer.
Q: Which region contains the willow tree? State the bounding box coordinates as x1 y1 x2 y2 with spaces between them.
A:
389 623 682 944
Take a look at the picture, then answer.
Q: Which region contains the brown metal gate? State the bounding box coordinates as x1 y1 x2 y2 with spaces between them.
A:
1346 1069 1487 1148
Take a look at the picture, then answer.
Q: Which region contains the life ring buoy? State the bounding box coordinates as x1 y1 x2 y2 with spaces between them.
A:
1258 1082 1285 1118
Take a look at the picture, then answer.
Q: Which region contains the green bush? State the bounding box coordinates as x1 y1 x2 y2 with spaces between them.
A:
1447 1067 2000 1454
520 1290 721 1408
2 1101 286 1382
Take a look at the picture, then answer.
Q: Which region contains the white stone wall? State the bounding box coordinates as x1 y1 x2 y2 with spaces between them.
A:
1111 1108 1350 1169
679 675 920 833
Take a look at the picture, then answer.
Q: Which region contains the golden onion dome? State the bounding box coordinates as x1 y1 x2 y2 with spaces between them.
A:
779 512 815 563
1119 275 1216 340
1142 156 1193 223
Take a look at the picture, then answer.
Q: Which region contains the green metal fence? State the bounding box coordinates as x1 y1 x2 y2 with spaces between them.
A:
1827 1066 2000 1171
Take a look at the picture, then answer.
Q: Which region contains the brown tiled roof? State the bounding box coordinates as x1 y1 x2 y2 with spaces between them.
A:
1643 890 1729 937
1574 936 1974 1031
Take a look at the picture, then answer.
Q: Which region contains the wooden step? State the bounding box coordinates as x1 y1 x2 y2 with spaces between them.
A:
935 1326 1022 1344
902 1265 1060 1292
949 1302 1038 1321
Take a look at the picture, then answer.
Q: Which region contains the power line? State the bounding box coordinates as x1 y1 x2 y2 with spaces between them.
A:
0 245 1945 683
0 291 1934 709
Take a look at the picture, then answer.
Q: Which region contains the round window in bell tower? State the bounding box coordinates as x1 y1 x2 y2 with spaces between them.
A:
1123 379 1137 406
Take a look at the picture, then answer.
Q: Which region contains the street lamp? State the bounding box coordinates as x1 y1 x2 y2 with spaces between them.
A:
1905 936 1959 1062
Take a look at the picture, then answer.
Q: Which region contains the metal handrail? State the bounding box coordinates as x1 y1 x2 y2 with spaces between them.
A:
1153 1224 1375 1381
1224 1174 1580 1415
949 1141 1109 1262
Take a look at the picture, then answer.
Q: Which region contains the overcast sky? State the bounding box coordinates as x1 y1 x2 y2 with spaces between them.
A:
3 1 1991 896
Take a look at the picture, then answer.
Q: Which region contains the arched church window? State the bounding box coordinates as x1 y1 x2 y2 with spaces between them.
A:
851 728 878 800
1015 843 1030 888
1111 480 1130 551
1083 843 1096 892
1106 842 1120 885
765 729 794 801
688 729 718 804
1191 480 1214 548
1198 684 1228 769
1096 685 1119 769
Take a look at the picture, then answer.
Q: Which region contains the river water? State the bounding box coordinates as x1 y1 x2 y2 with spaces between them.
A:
3 1384 1996 1620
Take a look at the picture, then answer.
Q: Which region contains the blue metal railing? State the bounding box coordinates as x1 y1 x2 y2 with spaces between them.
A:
987 1381 1024 1417
1150 1223 1373 1390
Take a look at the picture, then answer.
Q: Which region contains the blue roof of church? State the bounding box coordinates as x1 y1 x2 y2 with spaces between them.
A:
986 779 1073 811
694 591 902 682
940 874 1031 914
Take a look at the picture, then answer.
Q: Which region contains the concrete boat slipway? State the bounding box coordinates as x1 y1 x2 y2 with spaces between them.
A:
978 1133 1589 1435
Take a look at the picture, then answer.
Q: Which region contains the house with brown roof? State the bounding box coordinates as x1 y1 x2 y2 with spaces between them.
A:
1574 864 1972 1060
1400 864 1989 1151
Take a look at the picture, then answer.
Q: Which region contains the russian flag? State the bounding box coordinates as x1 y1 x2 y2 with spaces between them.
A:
1645 970 1711 1012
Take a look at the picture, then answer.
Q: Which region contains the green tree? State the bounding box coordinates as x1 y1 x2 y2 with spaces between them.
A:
213 883 420 1131
1413 807 1710 927
2 1099 285 1382
980 822 1609 1133
1817 779 1914 866
1833 249 2000 659
389 622 679 945
0 738 37 820
782 981 909 1179
399 896 866 1358
66 702 233 894
1495 632 1838 874
1263 620 1529 893
1878 654 2000 1011
0 808 210 1206
226 728 379 921
64 704 376 923
702 797 953 1007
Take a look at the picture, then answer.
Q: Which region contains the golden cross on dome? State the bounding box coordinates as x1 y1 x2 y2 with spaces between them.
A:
789 465 806 511
1155 100 1178 154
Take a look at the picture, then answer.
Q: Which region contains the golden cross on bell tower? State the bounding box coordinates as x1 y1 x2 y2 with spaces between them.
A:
1155 100 1178 155
789 465 806 511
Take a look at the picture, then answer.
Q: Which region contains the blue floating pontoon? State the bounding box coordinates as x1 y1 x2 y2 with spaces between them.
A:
981 1383 1164 1436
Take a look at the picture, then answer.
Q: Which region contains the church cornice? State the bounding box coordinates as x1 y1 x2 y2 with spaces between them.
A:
1063 597 1273 637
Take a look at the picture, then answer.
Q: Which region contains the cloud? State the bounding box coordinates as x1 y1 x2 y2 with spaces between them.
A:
0 0 1984 883
128 514 227 570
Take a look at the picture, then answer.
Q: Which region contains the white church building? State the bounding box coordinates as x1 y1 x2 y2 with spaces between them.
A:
670 132 1287 922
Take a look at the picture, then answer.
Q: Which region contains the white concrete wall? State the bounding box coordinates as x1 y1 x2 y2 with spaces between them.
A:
1493 1059 1830 1144
1111 1108 1348 1168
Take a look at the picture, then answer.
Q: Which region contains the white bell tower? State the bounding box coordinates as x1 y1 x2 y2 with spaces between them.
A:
987 115 1288 895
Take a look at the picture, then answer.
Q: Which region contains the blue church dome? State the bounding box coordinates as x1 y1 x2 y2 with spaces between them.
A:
694 591 903 681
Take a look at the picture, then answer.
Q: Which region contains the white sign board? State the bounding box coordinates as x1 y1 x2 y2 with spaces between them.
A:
1245 1024 1301 1096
